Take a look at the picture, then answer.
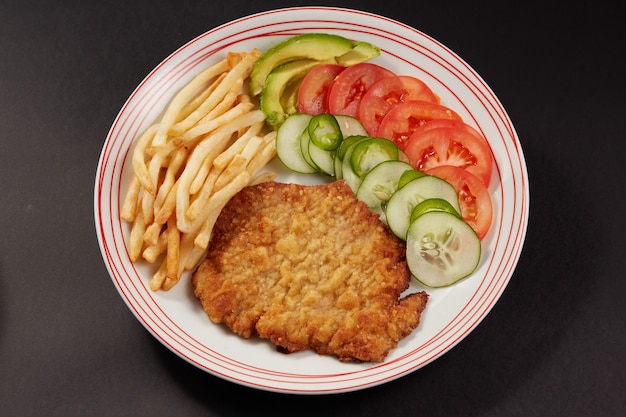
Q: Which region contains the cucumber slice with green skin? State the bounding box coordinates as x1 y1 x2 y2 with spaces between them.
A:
308 113 343 151
275 113 316 174
334 115 368 137
349 137 399 177
356 160 414 223
308 140 336 176
341 137 393 192
336 135 369 183
336 135 369 161
299 127 318 171
386 175 461 240
410 198 461 223
406 211 480 287
398 169 427 188
334 151 343 180
332 118 368 179
398 148 411 164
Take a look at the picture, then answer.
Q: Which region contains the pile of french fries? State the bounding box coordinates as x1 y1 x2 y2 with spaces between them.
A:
121 49 277 291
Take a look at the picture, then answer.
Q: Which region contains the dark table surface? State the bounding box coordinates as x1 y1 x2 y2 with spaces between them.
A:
2 1 625 416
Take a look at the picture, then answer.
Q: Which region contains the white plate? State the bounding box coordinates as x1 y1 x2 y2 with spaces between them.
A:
94 7 529 394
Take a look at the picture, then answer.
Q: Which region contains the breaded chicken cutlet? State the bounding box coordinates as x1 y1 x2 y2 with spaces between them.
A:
191 180 428 362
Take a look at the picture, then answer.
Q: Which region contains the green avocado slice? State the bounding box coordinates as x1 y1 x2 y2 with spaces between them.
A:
259 59 329 128
336 41 381 66
249 33 379 96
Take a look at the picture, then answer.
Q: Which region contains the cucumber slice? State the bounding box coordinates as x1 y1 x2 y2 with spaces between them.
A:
299 127 318 171
356 160 414 223
336 135 369 161
398 169 427 188
386 175 461 240
338 136 370 187
406 211 480 287
334 153 343 180
334 152 344 180
308 113 342 151
343 137 399 192
349 137 399 177
410 198 461 223
335 115 368 137
398 148 410 164
306 116 368 179
334 118 369 178
308 141 335 176
304 113 340 176
275 113 316 174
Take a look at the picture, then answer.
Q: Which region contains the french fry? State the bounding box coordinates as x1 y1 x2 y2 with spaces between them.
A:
187 102 255 194
227 51 244 68
186 167 220 222
239 134 266 161
177 73 227 122
192 201 227 251
142 229 168 263
153 147 187 216
174 230 198 282
166 50 260 138
247 131 278 175
189 159 213 196
121 175 141 222
176 110 266 233
171 75 240 137
154 182 178 225
193 170 251 250
129 211 146 262
161 276 180 291
184 245 206 271
212 121 264 170
131 124 159 196
152 59 230 147
145 100 254 203
141 188 156 225
250 171 277 185
166 216 181 281
150 260 168 291
196 79 243 125
213 154 249 191
122 49 279 291
143 221 163 247
177 101 255 146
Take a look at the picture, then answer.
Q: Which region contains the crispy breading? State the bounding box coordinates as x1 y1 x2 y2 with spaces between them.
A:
192 180 428 362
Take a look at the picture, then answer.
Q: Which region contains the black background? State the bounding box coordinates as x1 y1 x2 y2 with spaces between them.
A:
2 1 625 416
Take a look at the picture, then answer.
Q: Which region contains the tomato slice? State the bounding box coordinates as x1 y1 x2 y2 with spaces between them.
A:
297 64 345 115
357 75 440 136
425 165 493 240
411 119 488 145
405 126 493 186
377 100 463 150
327 63 395 117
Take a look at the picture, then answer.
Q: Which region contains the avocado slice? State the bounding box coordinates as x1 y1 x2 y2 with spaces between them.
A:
260 59 330 128
336 41 381 66
279 78 301 116
249 33 379 96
